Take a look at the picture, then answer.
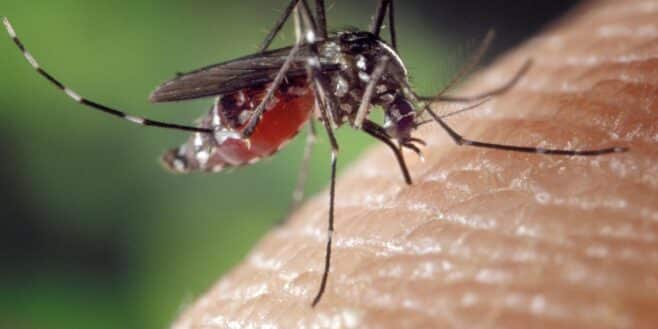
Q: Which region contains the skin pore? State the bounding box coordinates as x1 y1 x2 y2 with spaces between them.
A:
172 1 658 328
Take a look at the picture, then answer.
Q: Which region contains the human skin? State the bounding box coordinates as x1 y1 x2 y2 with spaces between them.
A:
171 1 658 328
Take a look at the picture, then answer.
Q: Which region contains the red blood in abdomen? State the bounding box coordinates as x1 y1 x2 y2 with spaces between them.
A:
213 85 315 166
162 80 315 173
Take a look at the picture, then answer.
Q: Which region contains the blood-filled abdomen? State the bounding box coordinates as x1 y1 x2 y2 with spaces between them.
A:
162 78 314 173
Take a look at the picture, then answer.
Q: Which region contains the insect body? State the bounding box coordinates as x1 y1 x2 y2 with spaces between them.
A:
4 0 627 308
157 31 419 175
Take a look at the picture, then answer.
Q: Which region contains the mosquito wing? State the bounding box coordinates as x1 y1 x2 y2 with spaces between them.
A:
149 45 340 103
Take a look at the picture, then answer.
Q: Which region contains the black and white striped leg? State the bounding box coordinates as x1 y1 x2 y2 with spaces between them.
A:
310 81 339 308
290 2 342 306
259 0 301 52
362 120 412 184
354 55 389 129
306 45 342 308
313 148 337 307
311 143 337 308
2 17 212 135
424 105 629 155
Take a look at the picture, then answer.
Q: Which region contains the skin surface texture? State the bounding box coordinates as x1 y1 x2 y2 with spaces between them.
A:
172 1 658 328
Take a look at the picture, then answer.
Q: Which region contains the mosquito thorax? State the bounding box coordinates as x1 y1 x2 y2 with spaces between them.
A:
318 31 411 125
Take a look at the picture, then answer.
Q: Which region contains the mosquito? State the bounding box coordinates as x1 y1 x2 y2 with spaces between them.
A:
3 0 627 307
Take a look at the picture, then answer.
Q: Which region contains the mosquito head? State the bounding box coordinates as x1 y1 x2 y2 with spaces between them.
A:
384 94 416 141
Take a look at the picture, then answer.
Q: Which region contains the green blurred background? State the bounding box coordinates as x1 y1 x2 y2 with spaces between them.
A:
0 1 575 328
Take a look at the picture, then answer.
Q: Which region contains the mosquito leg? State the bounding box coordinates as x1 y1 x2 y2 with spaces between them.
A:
369 0 397 49
315 0 327 40
293 3 303 43
241 40 303 138
293 2 342 306
310 75 339 147
434 98 490 119
410 28 529 104
370 0 391 38
415 97 490 124
388 0 397 50
310 93 339 308
353 56 389 129
299 0 318 35
420 59 533 103
362 120 412 184
311 141 337 308
294 0 339 128
305 53 342 307
259 0 301 52
424 105 629 155
2 17 212 134
289 0 318 40
242 0 323 139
